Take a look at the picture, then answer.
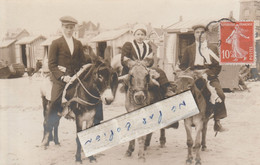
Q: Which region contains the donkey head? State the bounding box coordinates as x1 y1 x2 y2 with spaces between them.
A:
81 56 118 105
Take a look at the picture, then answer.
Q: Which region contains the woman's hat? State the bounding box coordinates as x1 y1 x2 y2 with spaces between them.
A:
132 24 147 35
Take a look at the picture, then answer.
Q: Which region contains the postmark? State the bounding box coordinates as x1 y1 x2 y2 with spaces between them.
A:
220 21 255 64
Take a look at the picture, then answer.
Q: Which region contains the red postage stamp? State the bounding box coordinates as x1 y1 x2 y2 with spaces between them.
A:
220 21 255 64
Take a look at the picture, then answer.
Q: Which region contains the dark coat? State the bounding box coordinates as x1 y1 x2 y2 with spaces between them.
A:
121 41 153 75
180 42 227 120
179 43 221 80
48 36 90 101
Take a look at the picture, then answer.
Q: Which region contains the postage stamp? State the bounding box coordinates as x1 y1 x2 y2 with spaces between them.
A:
220 21 255 65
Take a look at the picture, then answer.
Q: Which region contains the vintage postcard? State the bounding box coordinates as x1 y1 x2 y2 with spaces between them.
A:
0 0 260 165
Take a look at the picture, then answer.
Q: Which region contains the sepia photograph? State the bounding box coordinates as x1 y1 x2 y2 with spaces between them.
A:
0 0 260 165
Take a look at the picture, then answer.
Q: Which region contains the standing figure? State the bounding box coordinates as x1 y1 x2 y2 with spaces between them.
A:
226 24 250 60
180 24 227 133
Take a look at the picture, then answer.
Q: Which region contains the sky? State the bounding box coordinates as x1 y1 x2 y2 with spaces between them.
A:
0 0 240 39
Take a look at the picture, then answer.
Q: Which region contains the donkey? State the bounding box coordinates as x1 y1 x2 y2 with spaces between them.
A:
120 61 166 161
174 69 219 165
41 57 118 164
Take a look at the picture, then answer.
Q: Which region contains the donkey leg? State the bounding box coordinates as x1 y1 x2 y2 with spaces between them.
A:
184 119 193 165
42 100 52 147
160 128 166 148
137 136 146 162
201 119 209 151
194 121 203 165
144 133 152 150
85 119 97 163
53 116 61 145
126 140 135 157
75 117 83 163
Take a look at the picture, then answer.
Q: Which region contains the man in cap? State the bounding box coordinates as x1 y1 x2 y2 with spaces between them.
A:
44 16 91 145
179 24 227 133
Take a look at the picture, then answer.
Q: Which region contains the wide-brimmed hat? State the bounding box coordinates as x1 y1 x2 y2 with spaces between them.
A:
60 16 78 25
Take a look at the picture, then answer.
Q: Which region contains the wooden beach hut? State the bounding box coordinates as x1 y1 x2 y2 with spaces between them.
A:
15 35 46 69
91 28 132 61
0 39 17 65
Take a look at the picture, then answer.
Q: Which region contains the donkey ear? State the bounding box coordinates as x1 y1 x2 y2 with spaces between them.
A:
91 55 103 67
118 74 129 84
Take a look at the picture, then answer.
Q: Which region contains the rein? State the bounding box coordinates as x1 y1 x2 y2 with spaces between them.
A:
66 65 101 108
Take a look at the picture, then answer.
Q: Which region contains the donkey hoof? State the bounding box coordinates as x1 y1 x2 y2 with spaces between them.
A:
186 158 193 165
75 160 82 165
138 156 146 162
54 141 60 145
88 156 97 163
160 143 166 148
195 160 201 165
201 146 207 151
125 151 132 157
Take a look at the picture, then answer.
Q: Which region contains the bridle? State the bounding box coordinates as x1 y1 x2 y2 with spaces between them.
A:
65 64 102 108
128 62 150 104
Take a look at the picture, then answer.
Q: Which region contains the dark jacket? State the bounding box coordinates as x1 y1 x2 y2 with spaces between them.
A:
48 36 90 101
179 43 221 79
121 41 153 75
48 36 90 83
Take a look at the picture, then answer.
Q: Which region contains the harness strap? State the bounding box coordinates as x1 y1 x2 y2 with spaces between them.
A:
75 72 100 100
66 96 100 107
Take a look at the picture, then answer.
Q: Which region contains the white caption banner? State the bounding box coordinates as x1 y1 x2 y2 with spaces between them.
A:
77 90 199 157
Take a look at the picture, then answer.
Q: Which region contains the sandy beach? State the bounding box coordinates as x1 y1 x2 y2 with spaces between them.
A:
1 75 260 165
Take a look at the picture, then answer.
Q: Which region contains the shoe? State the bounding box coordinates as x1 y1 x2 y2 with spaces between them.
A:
165 86 175 98
214 120 227 132
166 121 179 129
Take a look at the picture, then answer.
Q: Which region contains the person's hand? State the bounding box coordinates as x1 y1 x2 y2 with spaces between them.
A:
61 75 71 83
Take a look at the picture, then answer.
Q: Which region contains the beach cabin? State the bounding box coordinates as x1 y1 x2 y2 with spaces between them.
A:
91 28 132 62
15 35 46 69
0 39 17 65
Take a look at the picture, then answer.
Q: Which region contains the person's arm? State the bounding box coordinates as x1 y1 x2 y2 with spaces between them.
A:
239 32 249 39
226 30 234 43
48 40 64 81
206 45 221 76
121 42 135 68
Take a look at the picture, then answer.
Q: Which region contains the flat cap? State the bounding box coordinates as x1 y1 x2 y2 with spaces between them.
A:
192 24 208 31
60 16 78 25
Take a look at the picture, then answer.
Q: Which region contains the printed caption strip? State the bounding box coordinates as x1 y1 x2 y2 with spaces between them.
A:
77 90 199 157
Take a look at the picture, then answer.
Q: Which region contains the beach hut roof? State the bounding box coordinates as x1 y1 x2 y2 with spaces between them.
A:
0 39 16 48
91 28 130 42
16 35 46 45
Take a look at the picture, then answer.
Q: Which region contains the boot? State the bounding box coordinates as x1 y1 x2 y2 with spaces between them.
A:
166 121 179 129
164 86 175 98
214 120 227 132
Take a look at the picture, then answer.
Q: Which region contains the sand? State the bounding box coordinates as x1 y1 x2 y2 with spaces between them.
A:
1 75 260 165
